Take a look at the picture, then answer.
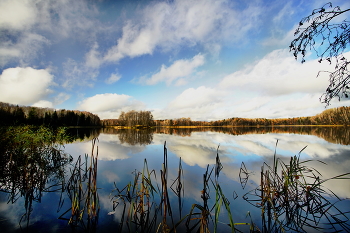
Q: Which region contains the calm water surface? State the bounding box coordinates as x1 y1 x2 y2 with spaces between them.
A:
1 127 350 232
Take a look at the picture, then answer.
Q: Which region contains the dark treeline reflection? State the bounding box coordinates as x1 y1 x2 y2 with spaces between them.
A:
66 127 101 142
102 126 350 145
102 127 153 145
220 126 350 145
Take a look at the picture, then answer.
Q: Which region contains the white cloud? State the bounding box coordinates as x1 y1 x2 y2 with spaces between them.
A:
85 42 102 69
54 92 70 105
62 58 99 89
219 49 331 96
105 72 121 84
34 0 99 39
0 0 101 67
152 86 224 120
78 93 146 119
0 0 37 30
0 67 53 105
0 32 50 67
138 54 205 85
169 86 221 109
153 49 350 120
0 44 21 66
104 0 262 62
32 100 53 108
78 93 131 112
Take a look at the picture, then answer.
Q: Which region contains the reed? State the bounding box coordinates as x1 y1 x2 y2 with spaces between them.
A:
243 142 350 232
110 139 350 233
58 138 100 232
110 155 160 232
111 142 260 233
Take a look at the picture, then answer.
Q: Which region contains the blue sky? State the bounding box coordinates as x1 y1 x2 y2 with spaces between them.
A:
0 0 349 120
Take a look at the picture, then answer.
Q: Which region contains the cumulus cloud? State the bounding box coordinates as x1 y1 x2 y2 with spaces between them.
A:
0 67 53 105
0 0 48 66
0 0 37 30
152 86 224 120
219 49 330 95
104 0 262 62
153 49 349 120
169 86 221 109
138 54 205 85
78 93 146 119
78 93 131 112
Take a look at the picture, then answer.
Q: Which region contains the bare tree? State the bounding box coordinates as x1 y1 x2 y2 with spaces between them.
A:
290 2 350 105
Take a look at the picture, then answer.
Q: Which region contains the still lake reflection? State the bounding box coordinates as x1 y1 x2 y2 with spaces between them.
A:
1 126 350 232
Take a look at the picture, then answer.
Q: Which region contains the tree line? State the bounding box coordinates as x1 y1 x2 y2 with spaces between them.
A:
0 102 101 127
3 102 347 128
155 106 350 127
102 107 350 127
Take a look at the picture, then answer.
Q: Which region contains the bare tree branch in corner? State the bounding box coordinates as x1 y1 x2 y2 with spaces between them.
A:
289 2 350 105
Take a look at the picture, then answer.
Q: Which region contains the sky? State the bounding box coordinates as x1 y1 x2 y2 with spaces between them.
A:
0 0 350 121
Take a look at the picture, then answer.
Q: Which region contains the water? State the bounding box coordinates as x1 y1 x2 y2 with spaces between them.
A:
1 126 350 232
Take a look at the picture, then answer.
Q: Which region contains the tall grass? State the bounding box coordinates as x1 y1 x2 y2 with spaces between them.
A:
110 140 350 233
58 138 100 232
243 142 350 232
3 126 347 232
111 142 262 233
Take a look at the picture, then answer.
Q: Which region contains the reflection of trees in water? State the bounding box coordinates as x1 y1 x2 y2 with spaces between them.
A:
219 126 350 145
155 127 193 136
0 126 72 228
153 126 350 145
102 126 350 145
102 128 153 145
312 127 350 145
66 127 101 142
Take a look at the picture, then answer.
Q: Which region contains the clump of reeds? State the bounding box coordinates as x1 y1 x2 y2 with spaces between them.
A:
0 126 72 229
110 139 350 233
111 142 257 233
58 138 100 232
110 142 171 233
243 140 350 232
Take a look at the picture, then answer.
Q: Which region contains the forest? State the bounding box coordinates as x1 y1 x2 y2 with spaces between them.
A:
1 101 349 127
0 102 100 127
103 106 350 127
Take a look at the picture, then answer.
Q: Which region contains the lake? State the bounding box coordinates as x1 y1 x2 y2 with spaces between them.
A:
1 126 350 232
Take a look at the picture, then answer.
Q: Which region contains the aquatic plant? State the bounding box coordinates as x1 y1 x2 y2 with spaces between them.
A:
111 142 259 233
110 140 350 233
58 138 100 232
243 141 350 232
